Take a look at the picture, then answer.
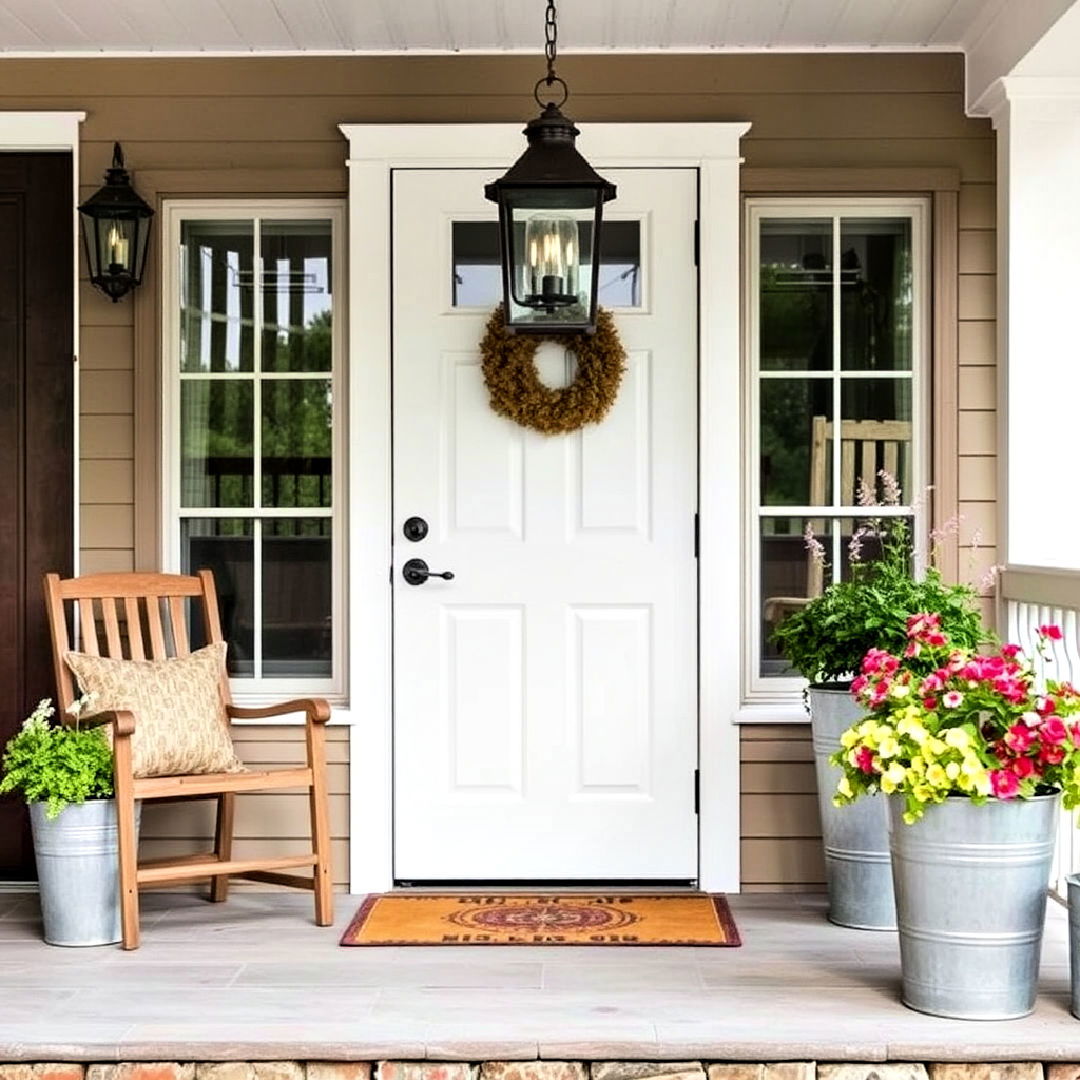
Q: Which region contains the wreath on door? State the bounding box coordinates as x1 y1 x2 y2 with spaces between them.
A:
479 305 626 435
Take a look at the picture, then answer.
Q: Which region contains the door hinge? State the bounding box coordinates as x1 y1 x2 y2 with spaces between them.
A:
693 220 700 267
694 768 700 815
694 512 700 559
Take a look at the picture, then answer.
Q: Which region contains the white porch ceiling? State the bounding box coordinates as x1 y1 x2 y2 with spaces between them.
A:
0 0 1018 56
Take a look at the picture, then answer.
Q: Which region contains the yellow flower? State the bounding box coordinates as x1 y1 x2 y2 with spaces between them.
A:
840 729 859 749
945 761 961 781
925 737 947 757
908 754 927 774
926 763 948 788
897 716 928 744
960 754 983 776
944 727 971 751
913 784 932 802
837 776 853 799
878 735 901 759
890 683 911 700
880 762 906 793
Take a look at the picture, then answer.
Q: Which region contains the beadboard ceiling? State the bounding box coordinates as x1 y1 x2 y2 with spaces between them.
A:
0 0 1015 56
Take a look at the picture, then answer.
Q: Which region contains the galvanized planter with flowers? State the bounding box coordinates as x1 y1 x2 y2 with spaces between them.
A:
835 617 1080 1020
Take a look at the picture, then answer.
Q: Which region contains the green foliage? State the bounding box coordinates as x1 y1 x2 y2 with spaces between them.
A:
0 701 114 819
772 516 987 685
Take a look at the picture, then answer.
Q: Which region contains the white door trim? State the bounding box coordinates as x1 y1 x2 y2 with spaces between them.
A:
339 121 751 893
0 112 85 576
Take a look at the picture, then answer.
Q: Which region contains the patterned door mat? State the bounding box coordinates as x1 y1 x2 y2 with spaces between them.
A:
340 893 741 946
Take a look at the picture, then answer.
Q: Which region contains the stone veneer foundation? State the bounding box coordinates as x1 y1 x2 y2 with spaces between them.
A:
0 1061 1078 1080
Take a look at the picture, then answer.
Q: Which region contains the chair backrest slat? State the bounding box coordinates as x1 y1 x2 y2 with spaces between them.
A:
78 600 100 657
168 597 190 657
100 597 123 658
145 598 167 659
44 570 230 714
124 597 145 660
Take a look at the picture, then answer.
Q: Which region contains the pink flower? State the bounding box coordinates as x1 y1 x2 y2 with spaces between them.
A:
904 640 922 659
1039 624 1064 641
1004 725 1035 753
1011 756 1037 780
1002 643 1023 659
1039 744 1066 766
1040 716 1068 746
923 697 938 710
942 691 964 709
920 673 945 695
925 632 947 647
990 769 1021 799
854 746 877 775
947 651 967 673
851 675 869 696
1036 695 1057 717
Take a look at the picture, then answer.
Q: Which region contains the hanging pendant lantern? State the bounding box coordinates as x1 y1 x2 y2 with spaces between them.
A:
484 0 616 334
78 143 154 303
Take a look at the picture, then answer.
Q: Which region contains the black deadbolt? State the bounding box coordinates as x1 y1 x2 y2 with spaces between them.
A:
403 516 429 542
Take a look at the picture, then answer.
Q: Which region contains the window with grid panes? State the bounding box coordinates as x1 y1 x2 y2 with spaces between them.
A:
746 199 927 696
164 203 344 698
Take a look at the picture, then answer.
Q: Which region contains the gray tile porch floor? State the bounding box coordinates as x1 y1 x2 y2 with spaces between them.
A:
1 891 1080 1062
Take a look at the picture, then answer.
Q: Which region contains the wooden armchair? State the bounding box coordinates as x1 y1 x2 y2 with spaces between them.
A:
43 569 333 950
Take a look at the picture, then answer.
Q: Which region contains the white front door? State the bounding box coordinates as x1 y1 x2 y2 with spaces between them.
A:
391 167 699 881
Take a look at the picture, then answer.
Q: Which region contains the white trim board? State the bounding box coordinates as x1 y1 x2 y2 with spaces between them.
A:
339 121 750 895
0 112 84 574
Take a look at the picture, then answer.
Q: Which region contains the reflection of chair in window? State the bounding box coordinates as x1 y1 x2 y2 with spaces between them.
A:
762 417 912 638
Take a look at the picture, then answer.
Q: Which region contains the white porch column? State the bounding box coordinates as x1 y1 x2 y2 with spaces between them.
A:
989 79 1080 568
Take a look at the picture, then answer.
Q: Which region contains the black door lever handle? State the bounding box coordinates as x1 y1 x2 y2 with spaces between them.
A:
403 558 455 586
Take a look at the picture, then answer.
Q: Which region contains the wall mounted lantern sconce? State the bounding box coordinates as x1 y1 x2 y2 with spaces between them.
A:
483 0 616 333
78 142 154 303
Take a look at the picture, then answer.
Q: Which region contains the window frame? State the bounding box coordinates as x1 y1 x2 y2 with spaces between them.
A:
743 196 930 701
161 198 347 704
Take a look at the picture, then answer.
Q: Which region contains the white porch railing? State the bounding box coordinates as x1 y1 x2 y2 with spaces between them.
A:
1000 565 1080 899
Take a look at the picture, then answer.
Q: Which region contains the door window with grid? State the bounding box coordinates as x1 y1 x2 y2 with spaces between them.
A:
747 199 927 695
164 202 344 699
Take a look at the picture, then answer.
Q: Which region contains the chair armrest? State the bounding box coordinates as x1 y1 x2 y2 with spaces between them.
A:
227 698 332 725
71 709 136 737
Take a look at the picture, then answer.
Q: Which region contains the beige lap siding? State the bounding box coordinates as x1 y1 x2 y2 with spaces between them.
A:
137 726 351 891
0 49 993 890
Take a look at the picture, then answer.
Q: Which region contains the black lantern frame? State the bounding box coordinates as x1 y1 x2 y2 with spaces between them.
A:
78 143 154 303
483 2 615 334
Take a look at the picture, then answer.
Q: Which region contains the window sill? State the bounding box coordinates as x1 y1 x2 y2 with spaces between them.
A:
731 703 810 725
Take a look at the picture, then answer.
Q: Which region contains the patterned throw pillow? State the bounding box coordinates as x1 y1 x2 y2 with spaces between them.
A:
64 642 244 779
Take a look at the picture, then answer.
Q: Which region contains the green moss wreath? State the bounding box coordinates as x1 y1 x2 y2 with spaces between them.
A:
479 306 626 435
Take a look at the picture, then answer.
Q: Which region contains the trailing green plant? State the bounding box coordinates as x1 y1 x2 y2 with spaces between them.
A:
771 474 988 685
0 699 113 819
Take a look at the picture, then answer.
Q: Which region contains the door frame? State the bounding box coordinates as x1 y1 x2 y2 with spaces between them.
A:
340 121 750 894
0 113 84 575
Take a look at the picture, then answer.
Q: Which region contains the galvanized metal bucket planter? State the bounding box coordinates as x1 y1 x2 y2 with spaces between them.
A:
889 792 1057 1020
30 798 141 947
1066 873 1080 1019
809 686 896 930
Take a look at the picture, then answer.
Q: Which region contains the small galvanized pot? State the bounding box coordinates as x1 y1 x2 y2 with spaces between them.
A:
809 686 896 930
1066 873 1080 1019
30 799 141 947
889 792 1057 1020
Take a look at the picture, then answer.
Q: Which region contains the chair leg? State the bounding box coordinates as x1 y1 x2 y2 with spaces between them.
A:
211 791 235 903
306 720 334 926
113 742 140 950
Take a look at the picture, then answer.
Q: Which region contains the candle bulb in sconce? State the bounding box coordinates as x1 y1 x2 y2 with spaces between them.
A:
107 225 129 269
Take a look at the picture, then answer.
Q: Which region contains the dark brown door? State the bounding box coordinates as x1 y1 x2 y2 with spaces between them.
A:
0 153 74 879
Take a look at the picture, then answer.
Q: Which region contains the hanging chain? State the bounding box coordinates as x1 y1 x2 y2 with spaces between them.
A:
534 0 568 107
544 0 558 85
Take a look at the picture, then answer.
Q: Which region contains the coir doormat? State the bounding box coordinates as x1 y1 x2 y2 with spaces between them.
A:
340 893 741 946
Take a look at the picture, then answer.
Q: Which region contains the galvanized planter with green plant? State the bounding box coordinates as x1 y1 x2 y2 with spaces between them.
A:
0 697 136 946
771 476 985 930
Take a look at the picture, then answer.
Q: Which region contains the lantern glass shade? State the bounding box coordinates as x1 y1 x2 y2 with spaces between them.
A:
495 186 605 333
80 211 151 299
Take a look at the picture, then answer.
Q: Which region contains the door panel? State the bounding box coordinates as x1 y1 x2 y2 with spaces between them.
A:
392 168 697 881
0 153 74 879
